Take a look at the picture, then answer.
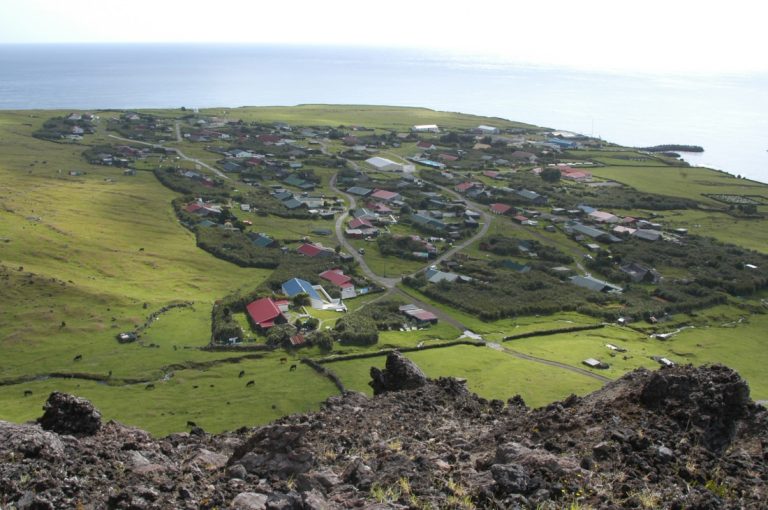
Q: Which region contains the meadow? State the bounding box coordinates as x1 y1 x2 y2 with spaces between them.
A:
1 106 766 436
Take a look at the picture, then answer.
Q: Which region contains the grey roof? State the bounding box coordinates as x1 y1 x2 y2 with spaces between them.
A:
633 229 661 242
283 198 304 210
568 222 622 243
570 275 623 293
516 189 544 202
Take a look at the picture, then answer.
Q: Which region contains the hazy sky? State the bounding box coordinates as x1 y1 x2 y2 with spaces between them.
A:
1 0 764 73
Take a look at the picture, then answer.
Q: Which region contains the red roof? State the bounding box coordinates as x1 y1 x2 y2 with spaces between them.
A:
513 215 529 222
370 189 399 201
407 309 438 322
320 269 353 287
297 243 326 257
483 170 500 178
246 298 283 328
348 218 373 229
438 153 459 162
490 203 512 215
455 182 475 192
185 203 203 213
416 141 434 148
289 334 306 346
257 134 282 144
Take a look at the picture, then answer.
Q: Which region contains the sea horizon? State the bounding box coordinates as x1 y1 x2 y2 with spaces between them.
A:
1 43 766 183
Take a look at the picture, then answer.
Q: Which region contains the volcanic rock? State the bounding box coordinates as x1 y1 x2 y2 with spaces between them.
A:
37 391 101 436
369 351 427 395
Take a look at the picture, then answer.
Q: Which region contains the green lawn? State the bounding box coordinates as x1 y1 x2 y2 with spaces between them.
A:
329 345 604 407
195 105 540 132
589 165 766 208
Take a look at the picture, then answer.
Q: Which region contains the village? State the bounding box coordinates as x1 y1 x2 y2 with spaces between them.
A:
35 108 768 374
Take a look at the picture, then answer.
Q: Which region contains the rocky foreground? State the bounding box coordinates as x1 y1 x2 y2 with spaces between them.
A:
1 354 766 509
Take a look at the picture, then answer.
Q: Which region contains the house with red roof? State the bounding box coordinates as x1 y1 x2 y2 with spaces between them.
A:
257 134 282 144
416 141 435 150
370 189 402 202
513 214 529 224
438 153 459 162
319 269 356 299
558 165 593 181
296 243 335 258
246 297 287 330
455 182 482 193
398 304 438 325
490 203 512 215
348 217 374 230
483 170 501 179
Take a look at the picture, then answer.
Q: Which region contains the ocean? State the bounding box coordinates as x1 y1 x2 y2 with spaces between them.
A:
1 43 766 183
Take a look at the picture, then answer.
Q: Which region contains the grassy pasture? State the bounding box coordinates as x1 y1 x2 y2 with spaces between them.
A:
195 105 539 132
329 345 604 407
1 106 767 437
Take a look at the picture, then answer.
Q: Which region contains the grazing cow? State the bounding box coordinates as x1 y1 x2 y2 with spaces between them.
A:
271 404 276 410
186 421 197 427
238 370 245 378
73 354 82 361
245 380 255 387
289 364 297 372
23 390 32 397
209 384 214 388
192 385 198 389
280 357 287 364
145 383 155 390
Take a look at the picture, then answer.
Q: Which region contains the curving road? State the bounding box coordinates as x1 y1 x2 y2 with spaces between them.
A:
108 133 229 180
324 147 612 384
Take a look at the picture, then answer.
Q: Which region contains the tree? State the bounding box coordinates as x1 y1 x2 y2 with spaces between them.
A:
313 330 334 351
540 167 561 183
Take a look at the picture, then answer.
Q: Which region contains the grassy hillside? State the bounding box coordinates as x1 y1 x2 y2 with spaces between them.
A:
1 105 766 436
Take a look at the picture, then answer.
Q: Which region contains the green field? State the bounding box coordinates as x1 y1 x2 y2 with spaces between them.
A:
1 106 767 436
329 345 604 407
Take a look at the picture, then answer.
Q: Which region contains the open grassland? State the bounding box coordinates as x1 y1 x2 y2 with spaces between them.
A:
196 105 539 131
0 352 338 437
652 209 768 254
2 106 767 436
329 345 603 407
588 164 766 208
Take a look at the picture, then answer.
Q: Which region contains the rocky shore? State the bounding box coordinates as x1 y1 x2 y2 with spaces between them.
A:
1 353 765 509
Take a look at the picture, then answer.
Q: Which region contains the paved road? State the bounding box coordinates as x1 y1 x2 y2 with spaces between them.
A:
108 133 229 180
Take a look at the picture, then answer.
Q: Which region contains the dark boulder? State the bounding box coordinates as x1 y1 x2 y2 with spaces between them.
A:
37 392 101 436
369 351 427 395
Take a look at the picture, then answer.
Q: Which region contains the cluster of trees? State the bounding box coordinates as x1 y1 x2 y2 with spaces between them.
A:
333 301 406 345
405 263 602 321
377 235 434 260
480 235 573 264
197 228 282 269
603 236 768 296
33 115 95 141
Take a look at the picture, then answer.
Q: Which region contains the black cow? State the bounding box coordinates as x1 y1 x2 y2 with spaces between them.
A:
289 364 297 372
246 380 255 387
73 354 82 361
238 370 245 378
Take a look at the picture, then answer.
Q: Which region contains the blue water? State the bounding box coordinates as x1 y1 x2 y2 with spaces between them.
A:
1 43 767 183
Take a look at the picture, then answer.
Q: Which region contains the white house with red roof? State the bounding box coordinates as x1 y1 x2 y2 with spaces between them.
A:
416 141 436 151
319 269 356 299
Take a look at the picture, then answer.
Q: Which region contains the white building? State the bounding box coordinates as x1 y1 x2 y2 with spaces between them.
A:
477 125 500 134
365 157 403 172
412 124 439 133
